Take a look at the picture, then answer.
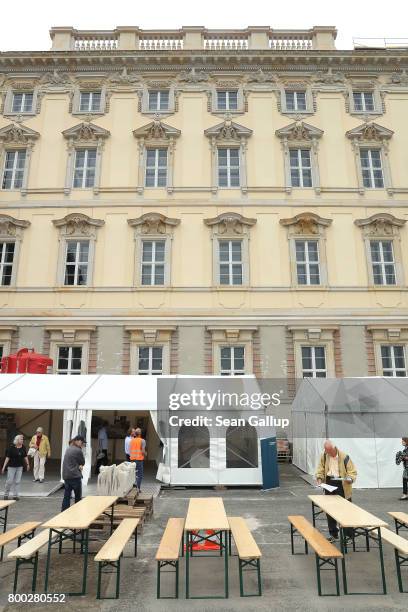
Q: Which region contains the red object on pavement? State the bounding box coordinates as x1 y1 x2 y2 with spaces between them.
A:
0 348 53 374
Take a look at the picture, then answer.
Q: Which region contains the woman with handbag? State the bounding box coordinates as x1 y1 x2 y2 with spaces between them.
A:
1 435 30 500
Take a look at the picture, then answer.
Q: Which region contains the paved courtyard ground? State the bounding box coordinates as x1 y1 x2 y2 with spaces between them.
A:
0 464 407 611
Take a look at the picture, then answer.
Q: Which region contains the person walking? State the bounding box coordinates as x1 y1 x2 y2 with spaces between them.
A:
61 435 85 511
95 421 109 474
129 428 146 492
124 428 135 461
1 435 30 500
29 427 51 483
396 437 408 500
316 439 357 542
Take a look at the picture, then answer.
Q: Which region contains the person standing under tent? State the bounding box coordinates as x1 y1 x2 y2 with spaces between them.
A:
396 437 408 500
29 426 51 483
95 421 109 474
61 435 85 511
124 428 135 461
129 428 146 492
2 435 30 500
315 439 357 542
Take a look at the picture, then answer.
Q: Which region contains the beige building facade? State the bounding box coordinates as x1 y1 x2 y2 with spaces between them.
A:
1 25 408 397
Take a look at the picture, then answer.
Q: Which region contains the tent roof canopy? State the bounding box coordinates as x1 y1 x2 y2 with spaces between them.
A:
292 377 408 414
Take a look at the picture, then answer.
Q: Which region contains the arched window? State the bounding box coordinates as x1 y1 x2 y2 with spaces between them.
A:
226 423 258 468
178 425 210 468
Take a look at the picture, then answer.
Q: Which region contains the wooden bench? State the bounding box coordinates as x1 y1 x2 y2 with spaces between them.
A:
228 517 262 597
380 527 408 593
8 529 60 593
156 518 185 599
94 518 139 600
389 511 408 535
0 522 41 563
288 515 343 596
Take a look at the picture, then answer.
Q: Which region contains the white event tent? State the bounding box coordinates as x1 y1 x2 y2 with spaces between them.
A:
0 374 271 487
292 377 408 488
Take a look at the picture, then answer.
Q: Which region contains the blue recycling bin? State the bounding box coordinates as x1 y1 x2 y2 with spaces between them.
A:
261 436 279 489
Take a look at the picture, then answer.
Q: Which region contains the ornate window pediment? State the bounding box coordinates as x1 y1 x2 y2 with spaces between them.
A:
275 121 323 142
346 122 393 143
133 118 181 143
128 212 180 234
204 118 252 143
280 212 332 236
53 213 104 238
0 123 40 146
62 122 110 143
0 214 30 238
204 212 256 236
354 213 405 237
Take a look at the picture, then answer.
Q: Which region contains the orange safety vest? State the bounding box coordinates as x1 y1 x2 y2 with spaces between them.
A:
129 437 145 461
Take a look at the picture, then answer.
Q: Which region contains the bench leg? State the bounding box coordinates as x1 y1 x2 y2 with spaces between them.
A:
97 559 121 600
115 557 121 599
315 555 341 597
32 553 39 593
238 558 262 597
13 553 39 595
290 525 308 555
13 559 20 594
134 529 138 557
157 560 179 599
394 549 408 593
96 562 102 600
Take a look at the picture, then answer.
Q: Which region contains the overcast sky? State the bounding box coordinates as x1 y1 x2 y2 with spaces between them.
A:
0 0 406 51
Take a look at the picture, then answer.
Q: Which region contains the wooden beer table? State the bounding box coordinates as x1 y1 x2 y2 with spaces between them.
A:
184 497 230 599
309 495 388 595
42 496 118 596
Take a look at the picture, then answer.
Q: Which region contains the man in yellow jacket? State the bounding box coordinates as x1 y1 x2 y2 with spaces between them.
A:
316 440 357 542
29 427 51 483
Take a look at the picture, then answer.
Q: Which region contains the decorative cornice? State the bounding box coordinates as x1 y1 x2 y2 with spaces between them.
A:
204 212 256 234
275 120 323 140
52 212 105 235
0 123 40 145
280 212 332 234
0 214 30 237
127 212 180 234
204 118 253 141
62 122 110 141
346 122 393 141
355 213 406 235
133 117 181 140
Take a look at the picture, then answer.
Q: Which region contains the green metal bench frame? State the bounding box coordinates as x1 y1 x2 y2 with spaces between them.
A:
157 531 183 599
96 528 138 600
228 530 262 597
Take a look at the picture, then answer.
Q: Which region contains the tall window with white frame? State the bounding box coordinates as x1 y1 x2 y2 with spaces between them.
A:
79 91 101 112
148 90 169 111
145 148 167 187
381 345 407 377
12 92 34 113
360 149 384 188
220 346 245 375
301 346 327 377
1 150 26 190
353 91 375 112
295 240 320 285
137 346 163 375
73 148 96 188
57 346 82 375
219 240 243 285
285 90 307 112
217 90 238 111
218 148 240 188
289 149 312 187
141 240 165 286
64 240 90 286
370 240 396 285
0 242 15 286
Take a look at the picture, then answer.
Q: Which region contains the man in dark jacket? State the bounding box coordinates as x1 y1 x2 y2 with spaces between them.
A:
61 435 85 511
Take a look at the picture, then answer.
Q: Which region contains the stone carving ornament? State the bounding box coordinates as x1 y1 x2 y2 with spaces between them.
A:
280 212 332 236
204 212 256 235
53 213 104 237
177 68 209 83
0 214 30 237
128 212 180 235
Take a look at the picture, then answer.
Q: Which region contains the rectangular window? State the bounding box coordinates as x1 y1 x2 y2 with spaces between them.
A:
220 346 245 375
360 149 384 188
0 242 15 286
64 240 90 286
218 148 240 187
353 91 375 112
295 240 320 285
285 90 307 112
1 150 26 190
11 92 34 113
73 148 97 188
301 346 327 378
145 148 167 187
216 90 238 111
141 240 165 286
57 346 82 375
381 345 407 377
79 91 102 112
289 148 312 187
370 240 396 285
219 240 243 285
138 346 163 375
148 90 169 111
